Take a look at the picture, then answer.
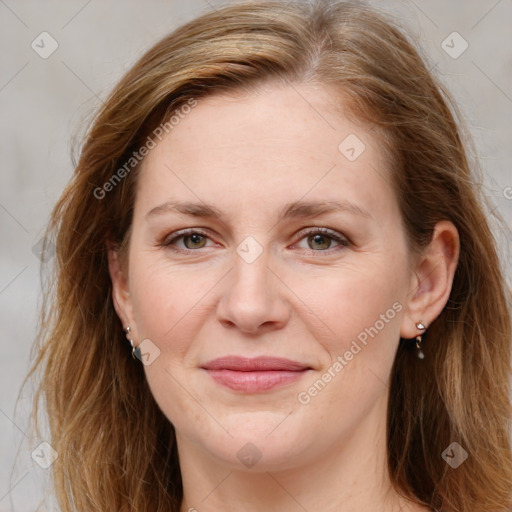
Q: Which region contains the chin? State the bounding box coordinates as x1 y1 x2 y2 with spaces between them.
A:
209 439 305 472
194 413 313 471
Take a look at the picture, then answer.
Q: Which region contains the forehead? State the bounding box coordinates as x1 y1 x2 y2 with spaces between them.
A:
134 82 396 221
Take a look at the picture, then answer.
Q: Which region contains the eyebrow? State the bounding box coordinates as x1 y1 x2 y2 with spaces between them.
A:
145 199 371 222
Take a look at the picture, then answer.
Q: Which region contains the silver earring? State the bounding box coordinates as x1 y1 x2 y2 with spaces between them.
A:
415 322 427 359
124 326 141 360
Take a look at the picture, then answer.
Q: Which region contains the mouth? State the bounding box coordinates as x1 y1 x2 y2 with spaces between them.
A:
200 356 312 392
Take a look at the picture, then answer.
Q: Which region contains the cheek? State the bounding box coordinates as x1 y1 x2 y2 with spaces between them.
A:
289 259 407 364
127 258 212 428
292 268 405 423
128 254 224 356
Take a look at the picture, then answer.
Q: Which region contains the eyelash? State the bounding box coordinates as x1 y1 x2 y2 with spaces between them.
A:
161 227 350 255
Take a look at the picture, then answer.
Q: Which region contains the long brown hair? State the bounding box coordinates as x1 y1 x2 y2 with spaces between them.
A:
24 1 512 510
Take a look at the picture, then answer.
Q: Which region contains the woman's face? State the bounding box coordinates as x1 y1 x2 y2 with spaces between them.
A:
112 81 418 471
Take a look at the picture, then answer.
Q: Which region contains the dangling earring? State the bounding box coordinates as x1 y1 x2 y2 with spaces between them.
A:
124 326 141 360
415 322 427 359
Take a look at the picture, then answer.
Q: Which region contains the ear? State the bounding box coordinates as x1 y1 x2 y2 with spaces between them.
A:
107 244 136 337
400 220 460 339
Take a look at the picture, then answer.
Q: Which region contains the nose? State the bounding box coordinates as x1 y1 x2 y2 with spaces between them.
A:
216 249 290 335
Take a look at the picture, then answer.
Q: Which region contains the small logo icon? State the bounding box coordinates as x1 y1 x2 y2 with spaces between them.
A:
338 134 366 161
31 32 59 59
503 186 512 200
32 237 56 262
134 338 161 366
31 441 58 469
236 442 262 468
441 441 468 468
441 32 468 59
236 236 263 264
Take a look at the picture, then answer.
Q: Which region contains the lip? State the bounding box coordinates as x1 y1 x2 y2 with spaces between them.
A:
201 356 311 392
201 356 310 371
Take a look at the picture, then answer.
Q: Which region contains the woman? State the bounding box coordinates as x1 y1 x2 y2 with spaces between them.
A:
26 1 512 511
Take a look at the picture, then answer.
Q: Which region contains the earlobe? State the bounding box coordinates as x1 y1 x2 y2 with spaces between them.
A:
400 220 460 339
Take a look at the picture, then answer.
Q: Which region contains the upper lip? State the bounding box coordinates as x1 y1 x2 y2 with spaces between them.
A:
201 356 311 371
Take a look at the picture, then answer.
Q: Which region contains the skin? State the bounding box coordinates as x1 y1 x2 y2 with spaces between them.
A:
109 81 459 512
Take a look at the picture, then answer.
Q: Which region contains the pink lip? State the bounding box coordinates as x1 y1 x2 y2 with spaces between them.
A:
201 356 311 392
202 356 310 371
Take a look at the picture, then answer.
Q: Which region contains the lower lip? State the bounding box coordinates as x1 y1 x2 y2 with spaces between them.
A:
204 369 309 392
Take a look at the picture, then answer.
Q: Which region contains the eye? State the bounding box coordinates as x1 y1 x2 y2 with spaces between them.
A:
293 228 349 252
162 229 214 252
180 233 208 249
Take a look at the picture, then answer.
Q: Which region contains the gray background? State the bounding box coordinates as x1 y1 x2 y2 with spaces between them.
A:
1 1 511 510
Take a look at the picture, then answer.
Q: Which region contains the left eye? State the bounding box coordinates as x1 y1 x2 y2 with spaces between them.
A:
293 228 349 251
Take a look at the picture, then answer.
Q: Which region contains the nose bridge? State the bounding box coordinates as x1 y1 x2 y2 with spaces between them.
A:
230 240 274 303
216 237 289 333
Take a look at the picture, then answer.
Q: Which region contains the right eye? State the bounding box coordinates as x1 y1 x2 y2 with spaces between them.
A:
161 229 217 253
